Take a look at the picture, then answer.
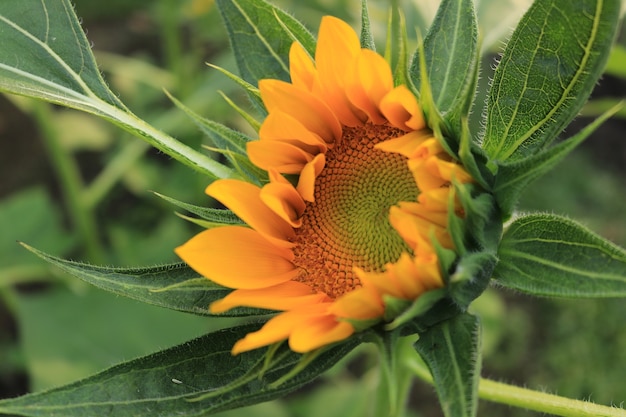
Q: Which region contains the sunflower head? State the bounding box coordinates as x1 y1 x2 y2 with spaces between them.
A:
176 16 488 355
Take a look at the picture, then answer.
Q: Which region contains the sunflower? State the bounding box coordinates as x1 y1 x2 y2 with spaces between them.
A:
175 16 473 354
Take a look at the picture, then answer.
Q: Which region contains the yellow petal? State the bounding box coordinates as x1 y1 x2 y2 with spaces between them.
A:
387 253 428 299
379 85 425 131
260 175 306 228
375 130 432 158
231 304 332 354
289 315 354 353
247 140 314 174
314 16 366 127
418 188 455 212
330 282 385 319
346 49 393 124
352 268 406 300
289 42 316 91
259 110 328 153
260 79 342 143
426 157 474 184
297 153 325 202
396 201 449 227
210 281 329 313
175 226 298 290
389 205 452 249
207 179 295 245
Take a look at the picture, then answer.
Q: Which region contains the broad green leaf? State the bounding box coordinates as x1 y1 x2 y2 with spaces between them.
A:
0 324 357 417
411 0 478 132
481 0 620 162
494 214 626 297
414 314 481 417
493 103 623 217
20 244 265 317
0 0 232 179
216 0 316 87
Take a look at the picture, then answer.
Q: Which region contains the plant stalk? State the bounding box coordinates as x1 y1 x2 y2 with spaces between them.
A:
406 350 626 417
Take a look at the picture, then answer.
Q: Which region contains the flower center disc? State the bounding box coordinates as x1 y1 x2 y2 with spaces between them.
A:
293 124 418 298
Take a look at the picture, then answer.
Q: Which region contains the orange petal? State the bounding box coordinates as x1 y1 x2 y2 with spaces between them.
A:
289 315 354 353
207 179 295 246
418 188 455 212
314 16 366 127
380 85 425 131
289 42 316 91
387 253 428 299
352 268 406 300
247 140 314 174
260 79 342 144
175 226 297 290
375 130 432 158
396 201 449 227
389 205 452 249
210 281 329 313
297 153 325 202
231 304 332 354
408 158 448 191
346 49 393 124
330 283 384 319
260 175 306 228
426 157 473 184
259 110 329 152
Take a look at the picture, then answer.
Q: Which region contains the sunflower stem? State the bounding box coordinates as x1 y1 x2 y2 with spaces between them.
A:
405 347 626 417
372 332 414 417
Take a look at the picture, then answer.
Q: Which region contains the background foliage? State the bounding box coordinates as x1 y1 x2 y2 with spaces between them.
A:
0 0 625 416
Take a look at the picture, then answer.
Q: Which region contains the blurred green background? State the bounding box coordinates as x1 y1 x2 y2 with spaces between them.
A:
1 0 625 416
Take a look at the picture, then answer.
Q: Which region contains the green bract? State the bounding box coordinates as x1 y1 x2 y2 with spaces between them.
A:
0 0 624 416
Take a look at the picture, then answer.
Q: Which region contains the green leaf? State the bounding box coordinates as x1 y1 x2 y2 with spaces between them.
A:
482 0 620 162
0 0 232 179
493 102 623 217
414 314 481 417
410 0 478 130
0 324 357 417
153 192 243 226
20 244 265 317
216 0 315 86
494 214 626 297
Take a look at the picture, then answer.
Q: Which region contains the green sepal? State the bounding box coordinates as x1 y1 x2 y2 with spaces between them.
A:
19 243 267 317
454 183 502 253
410 0 479 139
152 192 243 226
207 63 262 108
494 214 626 298
481 0 621 162
0 324 357 417
448 251 497 310
360 0 376 50
217 91 262 132
458 116 494 191
215 0 315 89
165 91 250 155
493 102 624 218
384 288 447 331
414 313 481 417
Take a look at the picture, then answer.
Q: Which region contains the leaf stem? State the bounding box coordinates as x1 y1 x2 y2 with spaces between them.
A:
406 351 626 417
